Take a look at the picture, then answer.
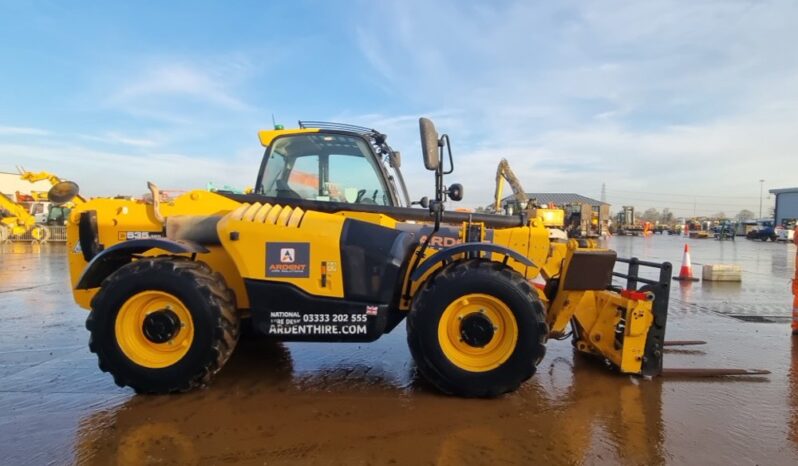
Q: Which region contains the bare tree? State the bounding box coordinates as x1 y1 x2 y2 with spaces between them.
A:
640 208 660 223
660 208 674 225
735 209 755 222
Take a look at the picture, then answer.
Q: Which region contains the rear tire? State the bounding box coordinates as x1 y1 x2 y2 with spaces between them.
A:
87 257 239 393
407 259 548 397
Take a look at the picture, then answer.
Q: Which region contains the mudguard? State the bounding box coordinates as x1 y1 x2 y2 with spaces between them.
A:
76 238 208 289
410 242 535 281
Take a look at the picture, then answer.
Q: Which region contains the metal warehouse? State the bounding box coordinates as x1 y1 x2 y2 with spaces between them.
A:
769 187 798 227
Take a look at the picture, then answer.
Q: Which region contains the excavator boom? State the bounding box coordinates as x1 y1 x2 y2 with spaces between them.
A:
493 158 528 212
17 168 86 204
0 192 40 238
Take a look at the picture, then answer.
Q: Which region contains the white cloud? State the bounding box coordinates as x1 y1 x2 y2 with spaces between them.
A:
0 125 49 136
0 141 257 197
351 0 798 216
78 132 162 148
4 1 791 219
60 54 269 161
112 62 247 110
102 56 257 125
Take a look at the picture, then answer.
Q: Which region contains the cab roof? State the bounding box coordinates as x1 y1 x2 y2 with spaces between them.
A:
258 121 385 147
257 128 318 147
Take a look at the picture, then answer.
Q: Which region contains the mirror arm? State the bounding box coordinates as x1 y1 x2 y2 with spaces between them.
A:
403 196 441 304
406 137 446 301
441 134 454 175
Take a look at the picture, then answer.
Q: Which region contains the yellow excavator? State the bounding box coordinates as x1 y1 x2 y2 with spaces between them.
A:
0 193 49 242
493 159 610 238
492 158 528 214
493 158 566 238
0 169 82 242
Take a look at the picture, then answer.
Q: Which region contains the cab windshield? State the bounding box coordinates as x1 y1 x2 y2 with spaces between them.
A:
257 133 394 206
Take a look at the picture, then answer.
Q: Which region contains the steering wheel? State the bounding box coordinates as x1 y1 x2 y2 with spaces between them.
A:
355 189 367 203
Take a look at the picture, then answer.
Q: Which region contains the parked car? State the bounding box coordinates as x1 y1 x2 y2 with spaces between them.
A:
775 222 796 242
746 221 777 241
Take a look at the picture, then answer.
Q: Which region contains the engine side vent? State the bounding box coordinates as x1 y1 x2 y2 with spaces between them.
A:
229 203 305 227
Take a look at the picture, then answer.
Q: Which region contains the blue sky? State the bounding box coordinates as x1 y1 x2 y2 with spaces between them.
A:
1 0 796 216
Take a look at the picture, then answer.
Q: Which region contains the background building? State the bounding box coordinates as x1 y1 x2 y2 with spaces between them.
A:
513 193 607 210
769 187 798 227
0 172 51 198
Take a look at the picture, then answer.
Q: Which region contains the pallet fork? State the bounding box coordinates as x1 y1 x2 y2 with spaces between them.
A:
612 257 769 378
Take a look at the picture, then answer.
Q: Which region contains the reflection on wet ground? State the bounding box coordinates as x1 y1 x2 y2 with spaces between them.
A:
0 237 797 465
608 235 795 322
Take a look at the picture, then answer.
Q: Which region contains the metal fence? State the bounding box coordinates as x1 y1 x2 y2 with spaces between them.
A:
4 225 67 242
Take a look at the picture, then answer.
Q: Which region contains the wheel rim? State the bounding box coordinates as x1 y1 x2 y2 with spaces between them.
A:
115 291 194 368
438 293 518 372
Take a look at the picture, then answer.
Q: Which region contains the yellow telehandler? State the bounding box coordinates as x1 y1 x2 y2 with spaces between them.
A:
62 118 760 397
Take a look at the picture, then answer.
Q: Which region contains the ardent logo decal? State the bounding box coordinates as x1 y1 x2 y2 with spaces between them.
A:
280 248 295 263
266 242 309 277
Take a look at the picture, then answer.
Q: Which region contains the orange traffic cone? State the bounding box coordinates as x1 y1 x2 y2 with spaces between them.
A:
673 244 699 282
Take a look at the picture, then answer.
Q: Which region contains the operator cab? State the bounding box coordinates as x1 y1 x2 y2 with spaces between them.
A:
255 123 410 207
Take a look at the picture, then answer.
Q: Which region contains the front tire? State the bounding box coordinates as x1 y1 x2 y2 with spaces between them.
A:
87 257 239 393
407 260 548 397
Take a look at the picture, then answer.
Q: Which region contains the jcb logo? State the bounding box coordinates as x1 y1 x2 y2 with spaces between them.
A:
280 248 295 263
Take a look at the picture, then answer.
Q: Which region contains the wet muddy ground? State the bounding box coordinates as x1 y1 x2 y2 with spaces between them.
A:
1 236 797 465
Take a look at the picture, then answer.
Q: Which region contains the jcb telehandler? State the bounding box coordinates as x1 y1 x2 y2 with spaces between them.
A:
65 118 674 397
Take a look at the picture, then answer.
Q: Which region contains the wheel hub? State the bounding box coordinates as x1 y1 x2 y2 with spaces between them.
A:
459 312 495 348
142 309 181 344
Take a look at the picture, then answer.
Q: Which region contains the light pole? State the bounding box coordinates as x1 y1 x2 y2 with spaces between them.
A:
759 179 765 219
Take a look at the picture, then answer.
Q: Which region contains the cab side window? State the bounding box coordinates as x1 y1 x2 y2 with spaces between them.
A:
286 155 320 199
258 133 392 206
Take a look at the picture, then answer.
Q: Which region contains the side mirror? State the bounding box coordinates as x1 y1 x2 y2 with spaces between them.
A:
419 117 440 171
48 181 80 204
412 196 429 208
389 151 401 169
447 183 463 202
